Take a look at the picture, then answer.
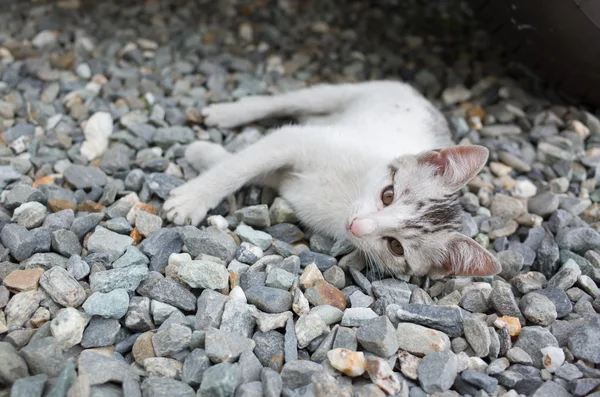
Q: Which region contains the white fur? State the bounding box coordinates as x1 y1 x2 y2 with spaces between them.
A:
164 81 500 276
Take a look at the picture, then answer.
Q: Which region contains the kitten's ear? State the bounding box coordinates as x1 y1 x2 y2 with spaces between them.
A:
418 145 489 191
440 233 501 277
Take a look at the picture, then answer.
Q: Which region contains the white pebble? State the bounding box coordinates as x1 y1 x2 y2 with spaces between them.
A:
514 179 537 198
168 253 192 267
541 346 565 372
32 30 57 48
229 286 247 303
207 215 229 231
50 308 87 349
80 112 113 160
75 63 92 79
327 348 366 377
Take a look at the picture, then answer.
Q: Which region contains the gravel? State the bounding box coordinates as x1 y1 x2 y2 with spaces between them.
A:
0 0 599 395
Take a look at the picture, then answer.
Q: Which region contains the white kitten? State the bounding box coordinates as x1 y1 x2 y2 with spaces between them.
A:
164 81 501 277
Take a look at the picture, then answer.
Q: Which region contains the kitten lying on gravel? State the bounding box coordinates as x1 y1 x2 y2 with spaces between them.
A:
164 81 501 277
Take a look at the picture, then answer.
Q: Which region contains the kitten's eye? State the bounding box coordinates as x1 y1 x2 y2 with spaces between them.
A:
387 238 404 256
381 185 394 206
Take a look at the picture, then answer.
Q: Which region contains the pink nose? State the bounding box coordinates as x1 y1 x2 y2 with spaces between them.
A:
349 218 377 237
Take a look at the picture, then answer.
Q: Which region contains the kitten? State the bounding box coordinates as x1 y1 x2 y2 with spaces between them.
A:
164 81 501 277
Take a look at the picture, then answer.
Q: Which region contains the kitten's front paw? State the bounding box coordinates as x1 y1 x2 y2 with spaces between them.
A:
163 189 209 226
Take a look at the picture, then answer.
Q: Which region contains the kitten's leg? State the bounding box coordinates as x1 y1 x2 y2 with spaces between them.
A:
164 127 301 225
202 84 360 128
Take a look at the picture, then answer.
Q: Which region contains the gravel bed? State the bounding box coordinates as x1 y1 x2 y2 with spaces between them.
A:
1 0 600 396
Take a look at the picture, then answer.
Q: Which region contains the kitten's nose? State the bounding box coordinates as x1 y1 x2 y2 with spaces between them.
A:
349 218 377 237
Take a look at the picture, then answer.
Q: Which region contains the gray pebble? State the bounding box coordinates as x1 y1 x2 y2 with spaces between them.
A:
182 348 211 387
139 228 183 272
556 228 600 255
392 303 463 337
81 318 121 348
39 266 86 307
299 250 337 271
195 289 228 330
355 316 398 357
519 292 557 326
205 328 255 363
513 326 559 368
236 224 273 250
90 265 148 294
87 226 133 262
20 337 65 377
245 286 292 313
280 360 323 390
1 224 37 261
417 350 458 394
197 362 239 397
178 259 229 290
136 271 196 311
265 223 304 244
568 316 600 363
463 316 491 357
153 323 192 356
83 288 130 319
236 204 271 228
112 246 149 269
179 225 237 262
124 296 154 332
141 377 194 397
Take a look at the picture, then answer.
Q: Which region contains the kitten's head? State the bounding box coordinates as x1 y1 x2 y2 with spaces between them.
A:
348 145 501 278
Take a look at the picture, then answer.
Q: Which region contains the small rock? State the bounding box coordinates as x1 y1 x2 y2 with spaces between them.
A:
506 347 533 365
90 265 148 293
81 317 121 348
50 307 86 348
463 316 491 357
87 226 134 262
295 313 328 348
245 286 292 313
418 350 458 394
235 224 273 250
205 328 255 363
519 292 557 326
341 307 378 327
51 229 81 257
12 202 47 229
82 288 130 319
528 191 560 217
152 323 192 357
514 326 559 368
356 315 398 357
299 250 336 271
304 280 346 311
197 362 239 397
236 204 271 228
182 348 211 387
178 260 229 290
39 267 86 307
541 346 565 372
280 360 323 390
0 341 29 384
20 337 65 377
3 268 44 292
179 226 237 262
396 322 450 357
66 255 90 280
64 165 108 189
461 370 498 394
141 377 194 397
